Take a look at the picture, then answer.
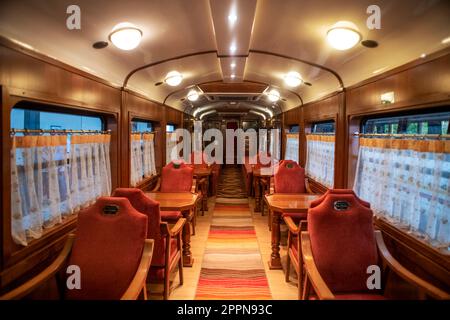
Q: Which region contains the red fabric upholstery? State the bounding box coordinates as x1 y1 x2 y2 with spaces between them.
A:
148 239 179 281
160 210 182 223
310 189 370 208
160 161 194 192
112 188 175 267
274 160 306 193
308 193 378 293
66 197 147 300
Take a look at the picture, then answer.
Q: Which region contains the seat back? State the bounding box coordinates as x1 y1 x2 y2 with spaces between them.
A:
112 188 167 267
160 161 194 192
310 189 370 208
274 160 306 193
66 197 147 300
308 193 378 293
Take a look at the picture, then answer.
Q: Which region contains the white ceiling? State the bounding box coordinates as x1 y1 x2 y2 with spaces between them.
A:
0 0 449 113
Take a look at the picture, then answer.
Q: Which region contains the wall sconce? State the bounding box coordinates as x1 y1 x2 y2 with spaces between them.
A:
381 91 395 104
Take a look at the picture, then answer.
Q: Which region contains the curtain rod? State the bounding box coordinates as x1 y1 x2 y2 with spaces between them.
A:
10 129 111 135
131 131 156 134
353 132 450 139
306 132 335 136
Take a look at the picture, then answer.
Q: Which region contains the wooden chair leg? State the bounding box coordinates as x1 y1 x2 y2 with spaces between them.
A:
192 208 196 236
302 276 311 300
178 257 184 286
164 268 170 300
285 253 291 282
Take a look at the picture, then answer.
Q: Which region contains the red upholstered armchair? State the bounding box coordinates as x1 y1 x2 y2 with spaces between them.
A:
300 192 450 300
112 188 186 300
152 161 198 233
0 197 154 300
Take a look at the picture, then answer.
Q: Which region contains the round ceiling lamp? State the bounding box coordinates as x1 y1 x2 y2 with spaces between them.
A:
187 89 200 102
109 22 143 51
164 71 183 86
326 21 361 51
283 71 303 87
267 89 280 102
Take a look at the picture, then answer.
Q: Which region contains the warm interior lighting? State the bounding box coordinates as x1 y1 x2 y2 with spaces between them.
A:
230 62 236 68
230 44 237 53
267 89 280 102
187 89 199 102
283 71 303 87
441 36 450 44
420 53 427 58
228 13 237 25
164 71 183 86
109 22 142 51
326 21 361 50
230 74 236 79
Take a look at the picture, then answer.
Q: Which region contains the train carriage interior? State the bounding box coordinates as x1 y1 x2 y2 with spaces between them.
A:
0 0 449 308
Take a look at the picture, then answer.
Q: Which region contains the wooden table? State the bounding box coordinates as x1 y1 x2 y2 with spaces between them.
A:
265 193 320 269
252 167 274 213
193 167 212 212
145 192 199 267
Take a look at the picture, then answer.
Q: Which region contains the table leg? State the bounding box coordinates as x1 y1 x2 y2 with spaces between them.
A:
202 178 208 212
268 211 282 269
254 177 261 212
182 209 194 267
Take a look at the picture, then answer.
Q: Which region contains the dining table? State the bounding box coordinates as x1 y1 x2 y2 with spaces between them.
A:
252 167 275 213
145 191 199 267
264 193 320 269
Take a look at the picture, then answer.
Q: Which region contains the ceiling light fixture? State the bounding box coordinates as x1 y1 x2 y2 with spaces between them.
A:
109 22 143 51
230 74 236 79
187 89 200 102
266 89 280 102
420 53 427 58
164 71 183 86
441 36 450 44
228 13 237 25
283 71 303 87
230 62 236 68
230 43 237 53
326 21 361 51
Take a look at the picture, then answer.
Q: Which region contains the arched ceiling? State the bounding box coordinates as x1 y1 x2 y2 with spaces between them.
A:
0 0 449 117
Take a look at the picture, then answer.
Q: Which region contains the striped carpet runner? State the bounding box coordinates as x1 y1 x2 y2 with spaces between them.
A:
195 198 272 300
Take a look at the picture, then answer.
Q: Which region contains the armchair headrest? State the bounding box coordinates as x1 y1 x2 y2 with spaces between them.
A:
310 189 370 209
90 196 144 219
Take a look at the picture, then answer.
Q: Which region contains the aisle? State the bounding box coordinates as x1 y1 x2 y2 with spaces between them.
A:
195 166 272 299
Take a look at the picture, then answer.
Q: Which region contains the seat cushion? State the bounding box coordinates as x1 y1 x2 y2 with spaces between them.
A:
160 211 182 222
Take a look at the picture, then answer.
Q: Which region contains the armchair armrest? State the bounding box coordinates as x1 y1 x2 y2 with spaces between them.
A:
121 239 154 300
284 216 300 235
0 234 76 300
374 231 450 300
301 231 335 300
151 177 161 192
161 218 186 237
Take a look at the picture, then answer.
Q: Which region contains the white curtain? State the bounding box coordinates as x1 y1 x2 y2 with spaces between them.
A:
285 133 299 163
305 134 335 188
11 135 73 246
353 138 449 251
166 132 179 164
131 133 157 186
70 134 111 212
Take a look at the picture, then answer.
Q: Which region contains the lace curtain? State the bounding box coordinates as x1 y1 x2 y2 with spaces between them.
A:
11 134 111 246
305 134 335 188
285 133 299 163
166 132 179 164
353 138 449 251
131 133 156 186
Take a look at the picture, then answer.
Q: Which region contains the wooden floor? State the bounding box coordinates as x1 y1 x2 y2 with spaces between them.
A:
149 197 298 300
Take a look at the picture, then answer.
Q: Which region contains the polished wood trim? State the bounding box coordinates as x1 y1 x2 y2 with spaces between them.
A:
375 231 450 299
0 234 75 300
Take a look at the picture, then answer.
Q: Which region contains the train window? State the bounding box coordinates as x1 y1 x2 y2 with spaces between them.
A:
130 119 156 186
10 107 111 246
355 110 450 251
363 111 449 134
131 119 153 132
306 121 335 188
166 124 176 132
312 121 335 133
285 125 299 163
